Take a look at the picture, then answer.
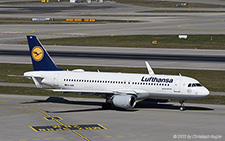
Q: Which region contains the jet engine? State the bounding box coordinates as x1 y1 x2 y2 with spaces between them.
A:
112 95 136 109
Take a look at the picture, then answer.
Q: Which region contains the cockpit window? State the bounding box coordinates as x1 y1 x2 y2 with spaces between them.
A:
196 83 202 87
188 83 202 87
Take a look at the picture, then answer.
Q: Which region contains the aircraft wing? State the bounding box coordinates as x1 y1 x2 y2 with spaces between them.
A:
50 89 114 94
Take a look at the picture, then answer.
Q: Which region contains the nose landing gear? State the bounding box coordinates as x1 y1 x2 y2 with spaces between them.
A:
179 101 185 111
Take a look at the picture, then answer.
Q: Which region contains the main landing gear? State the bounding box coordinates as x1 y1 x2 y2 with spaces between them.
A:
179 101 185 111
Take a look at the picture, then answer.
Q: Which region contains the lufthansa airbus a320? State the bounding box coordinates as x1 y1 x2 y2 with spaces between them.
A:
24 35 210 111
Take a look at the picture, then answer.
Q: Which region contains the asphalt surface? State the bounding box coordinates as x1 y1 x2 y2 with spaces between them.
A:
2 49 225 62
0 94 224 141
0 1 225 44
1 44 225 70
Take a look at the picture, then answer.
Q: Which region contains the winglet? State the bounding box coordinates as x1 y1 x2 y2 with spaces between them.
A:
145 61 155 75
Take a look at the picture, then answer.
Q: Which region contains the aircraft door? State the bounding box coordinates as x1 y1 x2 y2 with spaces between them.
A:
174 79 181 92
53 73 59 86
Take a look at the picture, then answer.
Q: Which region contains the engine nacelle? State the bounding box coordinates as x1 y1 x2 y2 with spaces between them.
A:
112 95 136 109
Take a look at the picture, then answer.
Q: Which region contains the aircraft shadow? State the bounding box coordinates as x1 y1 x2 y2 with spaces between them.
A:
21 96 103 106
136 100 214 111
46 108 104 113
21 96 214 112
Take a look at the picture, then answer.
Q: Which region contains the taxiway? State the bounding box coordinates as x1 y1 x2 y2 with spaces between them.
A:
0 44 225 70
0 94 224 141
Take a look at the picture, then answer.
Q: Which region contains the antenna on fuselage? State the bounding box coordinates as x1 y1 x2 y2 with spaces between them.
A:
145 61 155 75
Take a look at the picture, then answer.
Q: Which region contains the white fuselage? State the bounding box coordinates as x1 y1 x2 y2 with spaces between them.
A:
24 70 210 101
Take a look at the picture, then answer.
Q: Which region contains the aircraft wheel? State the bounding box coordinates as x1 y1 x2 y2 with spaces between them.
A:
179 101 185 111
180 106 185 111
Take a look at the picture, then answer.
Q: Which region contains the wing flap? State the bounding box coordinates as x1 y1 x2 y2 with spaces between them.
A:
49 89 146 97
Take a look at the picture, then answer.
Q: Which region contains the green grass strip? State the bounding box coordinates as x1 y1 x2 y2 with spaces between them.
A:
29 35 225 50
118 0 225 8
187 95 225 105
0 86 98 98
140 10 225 13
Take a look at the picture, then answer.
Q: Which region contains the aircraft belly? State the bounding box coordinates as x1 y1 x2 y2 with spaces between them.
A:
136 93 151 99
148 93 190 100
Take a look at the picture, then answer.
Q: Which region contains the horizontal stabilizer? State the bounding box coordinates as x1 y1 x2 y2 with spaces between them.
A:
8 75 25 77
31 76 43 89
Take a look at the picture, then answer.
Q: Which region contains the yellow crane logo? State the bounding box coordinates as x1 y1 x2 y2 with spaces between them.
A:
32 46 44 61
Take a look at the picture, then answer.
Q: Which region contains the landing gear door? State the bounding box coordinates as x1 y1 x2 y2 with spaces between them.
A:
53 73 59 87
174 79 181 92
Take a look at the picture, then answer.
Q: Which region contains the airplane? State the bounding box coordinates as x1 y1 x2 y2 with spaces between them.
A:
24 35 210 111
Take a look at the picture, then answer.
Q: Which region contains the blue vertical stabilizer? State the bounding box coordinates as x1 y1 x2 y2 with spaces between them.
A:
27 35 61 71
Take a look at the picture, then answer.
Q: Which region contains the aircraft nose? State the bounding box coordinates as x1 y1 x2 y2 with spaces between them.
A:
202 87 210 97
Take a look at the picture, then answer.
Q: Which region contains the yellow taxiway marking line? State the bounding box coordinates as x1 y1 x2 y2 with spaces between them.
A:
68 137 76 139
30 108 91 141
141 134 149 136
97 123 107 130
14 28 35 34
29 107 91 141
29 126 39 133
105 136 112 138
28 107 51 117
0 100 91 141
44 116 63 121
